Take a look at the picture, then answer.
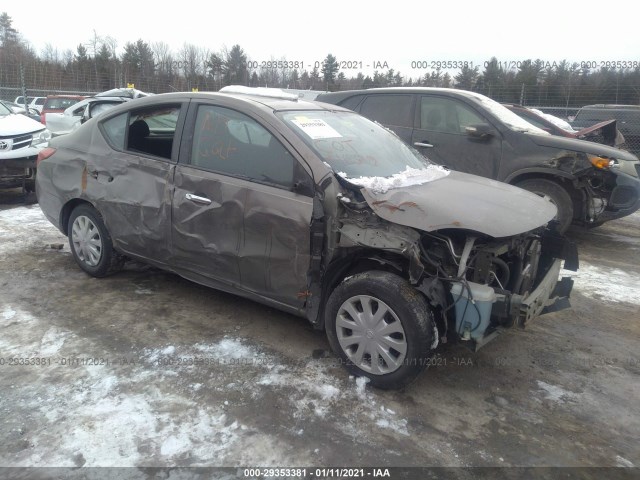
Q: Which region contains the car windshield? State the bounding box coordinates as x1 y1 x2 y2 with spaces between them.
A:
467 92 549 135
0 102 12 116
278 110 430 178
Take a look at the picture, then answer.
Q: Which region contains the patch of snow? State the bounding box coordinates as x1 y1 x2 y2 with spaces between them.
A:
355 376 370 396
1 306 16 321
194 337 258 360
615 455 635 467
340 165 449 194
566 262 640 305
161 346 175 355
39 327 70 356
536 381 579 404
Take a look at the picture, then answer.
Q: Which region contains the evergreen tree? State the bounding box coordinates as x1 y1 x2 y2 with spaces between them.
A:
321 54 339 84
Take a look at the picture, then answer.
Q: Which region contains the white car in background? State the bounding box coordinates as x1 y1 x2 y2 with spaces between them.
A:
46 88 151 136
0 101 51 190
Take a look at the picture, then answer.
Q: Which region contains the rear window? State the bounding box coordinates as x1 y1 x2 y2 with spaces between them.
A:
44 98 81 110
34 98 46 106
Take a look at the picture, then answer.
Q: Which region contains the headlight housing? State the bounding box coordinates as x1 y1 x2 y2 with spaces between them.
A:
588 154 618 170
31 129 52 146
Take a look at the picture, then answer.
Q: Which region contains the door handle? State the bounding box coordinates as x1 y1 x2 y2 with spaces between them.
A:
185 193 212 205
414 142 434 148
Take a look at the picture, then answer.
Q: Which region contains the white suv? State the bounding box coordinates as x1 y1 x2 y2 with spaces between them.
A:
0 101 51 190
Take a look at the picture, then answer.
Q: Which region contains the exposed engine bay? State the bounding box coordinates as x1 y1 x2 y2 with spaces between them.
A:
334 182 578 350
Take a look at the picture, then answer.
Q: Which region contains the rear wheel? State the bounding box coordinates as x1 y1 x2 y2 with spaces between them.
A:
516 178 574 233
325 271 436 389
68 204 123 277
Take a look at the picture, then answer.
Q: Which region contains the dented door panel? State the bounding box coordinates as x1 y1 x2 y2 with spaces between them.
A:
84 152 174 264
171 166 245 284
241 183 313 307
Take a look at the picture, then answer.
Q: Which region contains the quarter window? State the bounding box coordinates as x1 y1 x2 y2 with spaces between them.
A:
101 113 128 150
191 105 296 189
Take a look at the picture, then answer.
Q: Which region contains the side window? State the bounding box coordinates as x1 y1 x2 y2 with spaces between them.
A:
191 105 296 189
359 95 414 128
101 113 128 150
339 95 364 111
420 96 488 134
126 104 181 160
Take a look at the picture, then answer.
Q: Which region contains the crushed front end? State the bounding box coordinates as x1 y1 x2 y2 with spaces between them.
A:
415 226 578 349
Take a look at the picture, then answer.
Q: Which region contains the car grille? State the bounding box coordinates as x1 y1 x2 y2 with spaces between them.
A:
12 134 33 150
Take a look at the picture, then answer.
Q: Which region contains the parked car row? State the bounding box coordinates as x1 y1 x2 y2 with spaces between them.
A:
1 89 150 191
45 88 151 136
36 87 579 389
14 95 46 113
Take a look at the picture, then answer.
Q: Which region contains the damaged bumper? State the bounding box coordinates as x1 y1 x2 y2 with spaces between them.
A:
593 170 640 224
451 232 578 349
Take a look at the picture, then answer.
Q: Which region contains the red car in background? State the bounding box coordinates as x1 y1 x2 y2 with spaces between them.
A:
40 95 86 125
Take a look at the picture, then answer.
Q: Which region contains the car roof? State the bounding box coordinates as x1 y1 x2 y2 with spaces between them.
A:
318 87 480 98
100 91 350 114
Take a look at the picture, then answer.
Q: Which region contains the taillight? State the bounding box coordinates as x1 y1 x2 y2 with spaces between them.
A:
41 113 46 125
36 147 56 166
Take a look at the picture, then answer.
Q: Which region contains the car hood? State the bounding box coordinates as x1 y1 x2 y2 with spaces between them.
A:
0 113 44 136
358 170 557 238
526 132 638 161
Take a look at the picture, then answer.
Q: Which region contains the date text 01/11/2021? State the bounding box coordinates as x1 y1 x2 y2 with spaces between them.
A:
242 467 391 478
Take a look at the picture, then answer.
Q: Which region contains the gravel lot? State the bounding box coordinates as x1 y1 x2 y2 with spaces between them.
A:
0 189 639 472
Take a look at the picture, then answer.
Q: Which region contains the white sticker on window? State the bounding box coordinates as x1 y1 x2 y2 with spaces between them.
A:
291 119 342 139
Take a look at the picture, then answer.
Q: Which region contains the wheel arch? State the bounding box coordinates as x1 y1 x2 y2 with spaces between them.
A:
507 169 585 220
59 198 96 236
313 249 411 331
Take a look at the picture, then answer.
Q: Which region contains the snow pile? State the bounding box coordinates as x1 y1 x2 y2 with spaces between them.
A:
0 206 66 255
341 165 449 194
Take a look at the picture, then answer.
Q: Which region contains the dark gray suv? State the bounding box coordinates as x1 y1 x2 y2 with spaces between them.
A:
317 88 640 233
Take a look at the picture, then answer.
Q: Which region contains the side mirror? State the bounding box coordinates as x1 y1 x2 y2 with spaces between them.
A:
465 124 495 139
80 105 90 124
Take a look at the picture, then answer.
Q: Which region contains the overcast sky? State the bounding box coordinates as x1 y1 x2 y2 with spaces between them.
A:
6 1 640 78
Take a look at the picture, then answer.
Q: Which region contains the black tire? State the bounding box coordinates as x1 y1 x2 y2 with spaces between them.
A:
67 204 123 277
325 271 436 390
516 178 574 233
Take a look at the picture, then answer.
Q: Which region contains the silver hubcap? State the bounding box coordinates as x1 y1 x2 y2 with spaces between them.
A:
336 295 407 375
71 215 102 267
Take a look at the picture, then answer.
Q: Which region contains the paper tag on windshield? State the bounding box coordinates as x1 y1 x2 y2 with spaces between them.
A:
291 119 342 139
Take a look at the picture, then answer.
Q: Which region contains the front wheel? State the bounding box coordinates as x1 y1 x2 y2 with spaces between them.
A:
67 204 123 277
516 178 574 233
325 271 437 389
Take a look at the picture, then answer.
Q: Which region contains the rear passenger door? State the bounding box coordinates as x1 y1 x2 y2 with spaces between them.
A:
411 95 502 178
171 103 314 308
93 102 185 264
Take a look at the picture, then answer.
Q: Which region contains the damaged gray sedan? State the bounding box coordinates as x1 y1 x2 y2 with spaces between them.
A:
36 87 578 389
